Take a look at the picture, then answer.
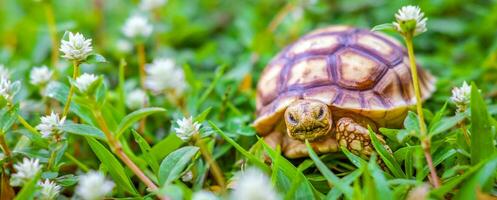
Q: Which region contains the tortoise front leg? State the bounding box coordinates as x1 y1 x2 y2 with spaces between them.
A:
335 117 391 158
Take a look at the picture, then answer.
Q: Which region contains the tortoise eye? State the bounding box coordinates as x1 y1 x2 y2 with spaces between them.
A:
288 114 298 124
317 107 325 119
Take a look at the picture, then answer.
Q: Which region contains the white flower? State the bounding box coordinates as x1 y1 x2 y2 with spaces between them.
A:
10 158 42 186
181 170 193 182
74 73 98 93
393 5 427 36
30 66 53 85
0 64 10 79
60 32 93 62
174 117 201 141
144 58 187 96
140 0 167 11
451 81 471 113
126 89 148 110
193 190 219 200
230 168 280 200
36 112 66 138
76 171 115 200
39 179 62 200
0 76 19 101
116 39 133 53
122 15 153 39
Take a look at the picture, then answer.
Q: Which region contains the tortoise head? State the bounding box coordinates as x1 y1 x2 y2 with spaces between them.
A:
284 100 332 141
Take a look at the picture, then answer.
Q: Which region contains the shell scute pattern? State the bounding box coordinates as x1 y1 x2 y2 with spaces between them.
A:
254 26 435 134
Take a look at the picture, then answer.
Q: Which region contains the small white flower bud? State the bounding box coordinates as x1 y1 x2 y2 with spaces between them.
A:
30 66 53 85
10 158 42 186
140 0 167 11
126 89 148 110
174 117 201 142
144 58 187 97
60 32 93 62
451 81 471 113
36 112 66 138
193 190 219 200
122 15 153 39
393 5 427 36
230 168 280 200
76 171 115 200
39 179 62 200
74 73 99 94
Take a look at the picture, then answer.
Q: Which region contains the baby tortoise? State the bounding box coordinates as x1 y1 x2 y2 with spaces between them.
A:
254 25 435 159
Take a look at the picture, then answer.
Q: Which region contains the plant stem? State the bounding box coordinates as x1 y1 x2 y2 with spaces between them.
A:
193 134 226 191
43 1 59 68
62 61 80 117
459 120 471 146
64 152 90 172
404 34 441 188
0 134 12 159
137 43 146 89
17 115 39 135
91 105 167 199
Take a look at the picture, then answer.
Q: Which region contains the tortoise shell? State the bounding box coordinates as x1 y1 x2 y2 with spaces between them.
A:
254 25 435 135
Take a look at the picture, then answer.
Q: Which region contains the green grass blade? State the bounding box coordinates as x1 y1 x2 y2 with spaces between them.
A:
305 140 354 200
326 169 362 200
341 147 368 168
132 129 160 174
368 127 406 178
86 137 138 195
115 107 166 139
367 156 393 200
454 154 497 199
208 121 269 172
61 122 106 140
470 83 495 165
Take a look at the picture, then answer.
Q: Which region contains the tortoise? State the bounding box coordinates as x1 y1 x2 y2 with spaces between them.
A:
254 25 435 159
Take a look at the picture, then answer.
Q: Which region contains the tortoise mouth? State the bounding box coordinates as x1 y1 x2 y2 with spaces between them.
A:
289 124 330 140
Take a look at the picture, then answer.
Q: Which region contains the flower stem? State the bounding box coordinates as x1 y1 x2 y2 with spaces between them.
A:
43 1 59 68
137 43 146 89
0 133 14 172
404 34 441 188
64 152 90 172
193 134 226 191
62 61 80 117
17 115 39 135
91 104 167 199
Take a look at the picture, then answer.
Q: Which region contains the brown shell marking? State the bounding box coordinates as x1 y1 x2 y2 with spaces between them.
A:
254 25 436 135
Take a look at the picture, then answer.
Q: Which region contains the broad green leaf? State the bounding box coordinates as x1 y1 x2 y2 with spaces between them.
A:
151 133 184 161
341 147 367 168
429 114 466 137
115 107 166 139
0 105 18 133
208 121 269 172
371 23 395 32
14 171 41 200
132 129 159 174
86 137 138 195
61 122 106 140
369 128 406 178
470 83 495 164
306 140 353 200
158 146 199 185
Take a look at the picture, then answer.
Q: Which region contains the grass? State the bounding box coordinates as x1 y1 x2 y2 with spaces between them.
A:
1 0 497 199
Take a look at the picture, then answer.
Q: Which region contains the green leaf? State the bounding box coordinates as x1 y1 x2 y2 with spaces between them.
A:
151 133 184 161
470 83 495 165
430 161 485 198
61 122 106 140
367 156 393 200
132 129 160 174
326 169 363 200
455 155 497 199
86 53 107 64
305 140 353 200
14 171 41 200
208 121 270 172
0 105 18 133
261 139 317 200
429 114 466 136
341 147 367 168
85 137 138 195
371 23 395 32
115 107 166 139
368 128 406 178
158 146 199 185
